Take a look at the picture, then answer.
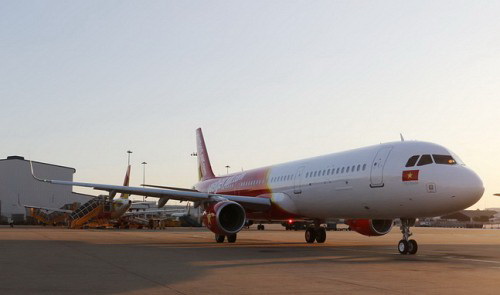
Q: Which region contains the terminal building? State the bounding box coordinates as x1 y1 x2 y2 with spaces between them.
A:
0 156 91 223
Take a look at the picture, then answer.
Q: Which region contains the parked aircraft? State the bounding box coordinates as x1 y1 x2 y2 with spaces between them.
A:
27 165 132 228
31 128 483 254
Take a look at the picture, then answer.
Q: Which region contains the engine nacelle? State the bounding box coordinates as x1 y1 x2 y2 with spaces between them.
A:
202 201 246 235
346 219 393 236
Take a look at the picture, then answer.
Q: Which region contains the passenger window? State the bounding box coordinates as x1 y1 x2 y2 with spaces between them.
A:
336 168 340 174
417 154 433 166
432 154 457 165
327 169 331 175
357 165 360 171
346 166 350 173
405 155 420 167
322 170 326 176
351 165 355 172
362 164 366 171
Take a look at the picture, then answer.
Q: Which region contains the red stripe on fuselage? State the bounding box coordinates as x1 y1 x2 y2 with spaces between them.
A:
195 167 302 220
195 167 271 196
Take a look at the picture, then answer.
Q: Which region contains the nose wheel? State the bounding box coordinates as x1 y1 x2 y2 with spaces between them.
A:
398 218 418 255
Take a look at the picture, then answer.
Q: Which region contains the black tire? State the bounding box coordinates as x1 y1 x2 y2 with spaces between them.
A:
261 225 265 230
408 239 418 255
215 234 225 243
227 234 237 243
305 227 316 243
398 239 409 254
315 227 327 243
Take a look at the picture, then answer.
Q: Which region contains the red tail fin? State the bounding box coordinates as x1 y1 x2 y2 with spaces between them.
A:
196 128 216 181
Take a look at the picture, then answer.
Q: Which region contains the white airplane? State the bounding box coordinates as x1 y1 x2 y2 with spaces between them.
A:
31 128 484 255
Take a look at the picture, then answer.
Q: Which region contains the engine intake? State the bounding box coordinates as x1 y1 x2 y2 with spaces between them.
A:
202 201 246 235
346 219 393 236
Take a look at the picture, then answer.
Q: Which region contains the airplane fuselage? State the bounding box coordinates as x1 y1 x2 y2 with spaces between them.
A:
195 141 483 221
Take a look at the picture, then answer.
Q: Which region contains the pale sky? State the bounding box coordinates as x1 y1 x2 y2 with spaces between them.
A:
1 1 499 209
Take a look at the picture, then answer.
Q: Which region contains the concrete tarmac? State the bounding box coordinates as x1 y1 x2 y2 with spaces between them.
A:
1 225 499 295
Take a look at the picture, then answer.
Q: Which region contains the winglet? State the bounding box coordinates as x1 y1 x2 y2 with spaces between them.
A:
30 161 52 183
400 133 405 142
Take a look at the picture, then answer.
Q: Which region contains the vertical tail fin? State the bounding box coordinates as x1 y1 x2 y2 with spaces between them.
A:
196 128 216 181
119 165 131 199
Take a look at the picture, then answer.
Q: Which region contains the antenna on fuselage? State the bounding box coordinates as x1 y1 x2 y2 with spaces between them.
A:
400 133 405 142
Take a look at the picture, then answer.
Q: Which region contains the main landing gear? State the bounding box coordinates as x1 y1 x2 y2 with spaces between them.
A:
305 224 326 244
257 224 265 230
398 218 418 255
215 233 237 243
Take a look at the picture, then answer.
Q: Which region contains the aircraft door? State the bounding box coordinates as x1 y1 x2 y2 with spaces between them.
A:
370 147 393 188
293 166 305 194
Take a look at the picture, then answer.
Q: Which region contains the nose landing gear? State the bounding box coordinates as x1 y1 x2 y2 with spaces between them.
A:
398 218 418 255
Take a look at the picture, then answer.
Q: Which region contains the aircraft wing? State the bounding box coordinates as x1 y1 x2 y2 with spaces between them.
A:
24 205 73 214
30 164 271 211
142 184 198 192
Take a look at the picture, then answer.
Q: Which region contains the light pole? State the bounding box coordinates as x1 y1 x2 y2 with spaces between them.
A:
141 162 147 201
127 150 133 166
225 165 230 175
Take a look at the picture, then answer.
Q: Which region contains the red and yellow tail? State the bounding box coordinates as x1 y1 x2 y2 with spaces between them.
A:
119 165 131 199
196 128 216 181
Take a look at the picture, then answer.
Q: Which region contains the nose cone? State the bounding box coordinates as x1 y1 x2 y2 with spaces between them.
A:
456 168 484 208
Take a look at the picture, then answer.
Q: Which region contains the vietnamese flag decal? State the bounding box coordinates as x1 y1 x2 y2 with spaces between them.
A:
402 170 419 181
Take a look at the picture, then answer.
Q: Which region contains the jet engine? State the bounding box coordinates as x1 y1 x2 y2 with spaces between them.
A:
202 201 246 236
346 219 393 236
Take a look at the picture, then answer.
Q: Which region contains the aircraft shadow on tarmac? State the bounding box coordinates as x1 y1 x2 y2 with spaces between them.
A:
2 238 499 295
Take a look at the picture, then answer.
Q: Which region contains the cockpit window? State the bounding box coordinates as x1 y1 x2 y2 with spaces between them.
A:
432 154 457 165
417 154 433 166
449 150 465 165
405 155 420 167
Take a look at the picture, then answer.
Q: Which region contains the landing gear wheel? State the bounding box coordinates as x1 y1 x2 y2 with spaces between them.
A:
408 239 418 255
227 234 237 243
315 227 327 243
257 224 265 230
398 239 409 254
398 218 417 255
305 227 317 243
215 234 225 243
